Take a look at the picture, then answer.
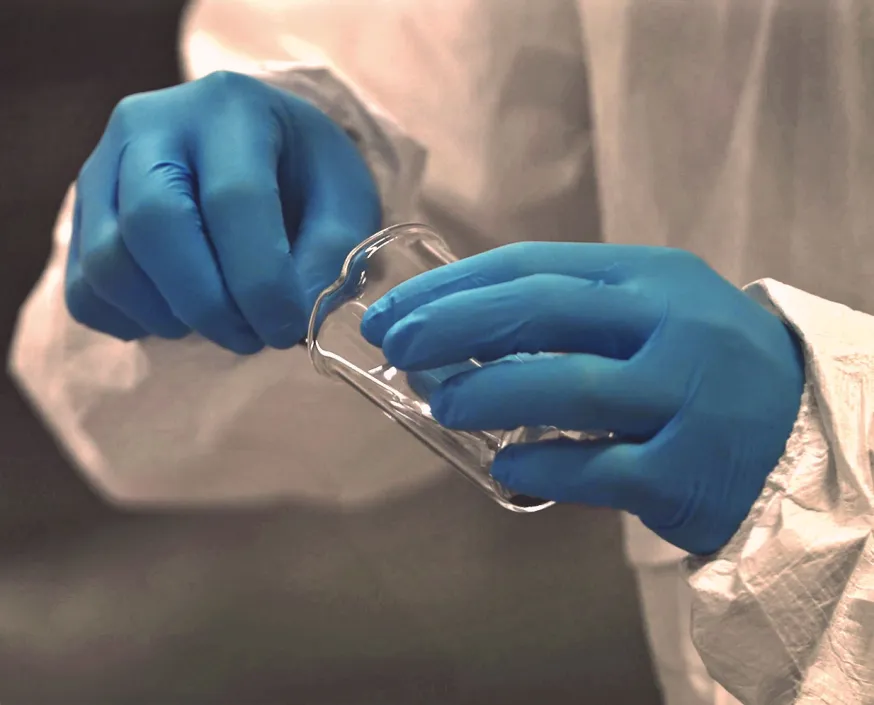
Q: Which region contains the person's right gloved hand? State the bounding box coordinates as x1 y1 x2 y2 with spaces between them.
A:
66 71 381 354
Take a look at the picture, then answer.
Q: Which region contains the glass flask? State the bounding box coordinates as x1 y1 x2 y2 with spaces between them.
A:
308 223 591 513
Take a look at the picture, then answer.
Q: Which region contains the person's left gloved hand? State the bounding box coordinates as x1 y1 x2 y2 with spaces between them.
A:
359 242 805 556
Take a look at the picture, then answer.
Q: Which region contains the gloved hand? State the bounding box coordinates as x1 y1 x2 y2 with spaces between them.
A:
66 71 381 354
360 243 805 555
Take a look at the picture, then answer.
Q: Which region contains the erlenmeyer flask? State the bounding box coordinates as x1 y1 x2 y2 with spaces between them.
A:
308 223 576 513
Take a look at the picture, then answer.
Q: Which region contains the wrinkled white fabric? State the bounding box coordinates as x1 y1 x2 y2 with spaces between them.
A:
688 281 874 705
9 1 874 704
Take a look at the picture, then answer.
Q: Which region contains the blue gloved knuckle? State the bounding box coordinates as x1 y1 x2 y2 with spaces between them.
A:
109 93 150 132
198 70 262 97
64 279 95 327
64 281 143 341
78 236 122 291
76 155 99 188
178 297 235 335
286 99 364 156
118 191 175 237
199 182 241 212
78 259 185 340
200 179 274 216
142 159 198 193
229 275 291 316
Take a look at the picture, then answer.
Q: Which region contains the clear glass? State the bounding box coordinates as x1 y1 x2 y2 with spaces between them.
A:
308 224 578 513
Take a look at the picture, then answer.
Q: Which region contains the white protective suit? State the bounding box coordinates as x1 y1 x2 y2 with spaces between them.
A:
9 1 874 704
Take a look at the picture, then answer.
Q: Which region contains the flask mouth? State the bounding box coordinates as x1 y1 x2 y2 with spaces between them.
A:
306 223 453 377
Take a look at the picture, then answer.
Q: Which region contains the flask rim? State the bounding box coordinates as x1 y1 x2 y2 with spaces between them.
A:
306 222 450 377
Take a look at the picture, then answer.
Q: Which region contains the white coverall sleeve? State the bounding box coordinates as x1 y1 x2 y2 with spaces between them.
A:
688 280 874 705
6 1 431 506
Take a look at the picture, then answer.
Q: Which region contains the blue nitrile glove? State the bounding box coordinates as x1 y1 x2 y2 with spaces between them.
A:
67 71 381 354
360 243 805 555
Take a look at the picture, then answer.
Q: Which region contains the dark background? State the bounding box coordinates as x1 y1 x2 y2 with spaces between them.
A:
0 2 662 703
0 0 186 544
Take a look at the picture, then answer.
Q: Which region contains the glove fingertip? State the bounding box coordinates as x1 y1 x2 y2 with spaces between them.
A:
492 443 566 503
492 443 525 478
359 303 389 345
427 387 455 426
491 455 529 498
381 317 420 369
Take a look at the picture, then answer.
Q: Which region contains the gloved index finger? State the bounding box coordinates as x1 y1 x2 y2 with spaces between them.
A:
380 274 661 371
196 106 309 349
360 241 641 346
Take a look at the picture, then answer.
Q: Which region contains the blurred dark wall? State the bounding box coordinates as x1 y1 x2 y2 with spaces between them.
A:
0 0 187 544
